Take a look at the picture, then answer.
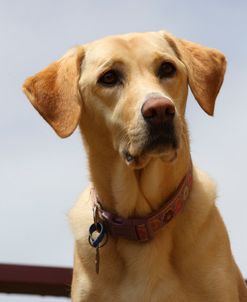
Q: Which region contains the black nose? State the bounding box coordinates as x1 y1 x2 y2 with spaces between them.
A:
141 97 175 125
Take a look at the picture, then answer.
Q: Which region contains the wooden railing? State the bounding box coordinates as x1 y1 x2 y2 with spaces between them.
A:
0 264 72 297
0 263 246 297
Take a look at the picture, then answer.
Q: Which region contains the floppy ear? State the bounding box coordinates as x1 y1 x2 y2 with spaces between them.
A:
23 47 84 138
165 33 226 116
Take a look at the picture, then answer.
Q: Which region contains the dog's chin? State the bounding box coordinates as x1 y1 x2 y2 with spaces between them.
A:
121 143 178 169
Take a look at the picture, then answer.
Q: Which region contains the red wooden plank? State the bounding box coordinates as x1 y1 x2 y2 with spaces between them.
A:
0 263 246 297
0 264 72 297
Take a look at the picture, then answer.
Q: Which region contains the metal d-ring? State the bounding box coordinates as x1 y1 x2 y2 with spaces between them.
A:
88 222 107 248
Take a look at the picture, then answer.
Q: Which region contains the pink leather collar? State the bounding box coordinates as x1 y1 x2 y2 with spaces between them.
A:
91 164 193 242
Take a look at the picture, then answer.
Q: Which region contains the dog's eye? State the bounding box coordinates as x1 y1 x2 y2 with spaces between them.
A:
157 62 176 79
98 70 121 87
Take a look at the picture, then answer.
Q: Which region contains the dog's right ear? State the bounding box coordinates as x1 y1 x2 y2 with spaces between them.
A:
23 47 84 138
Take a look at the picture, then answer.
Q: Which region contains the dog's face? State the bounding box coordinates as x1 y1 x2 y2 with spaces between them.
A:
79 32 188 167
23 31 226 169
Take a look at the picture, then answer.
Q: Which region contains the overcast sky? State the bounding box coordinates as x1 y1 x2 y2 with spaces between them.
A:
0 0 247 300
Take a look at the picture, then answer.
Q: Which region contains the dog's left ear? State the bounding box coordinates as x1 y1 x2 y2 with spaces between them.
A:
23 47 84 138
164 33 226 116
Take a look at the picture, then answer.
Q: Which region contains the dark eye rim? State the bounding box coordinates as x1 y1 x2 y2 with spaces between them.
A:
157 61 177 79
98 69 123 87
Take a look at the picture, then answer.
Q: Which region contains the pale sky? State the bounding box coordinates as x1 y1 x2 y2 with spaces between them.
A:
0 0 247 301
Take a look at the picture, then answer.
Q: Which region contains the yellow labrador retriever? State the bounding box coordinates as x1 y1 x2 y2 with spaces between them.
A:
23 31 247 301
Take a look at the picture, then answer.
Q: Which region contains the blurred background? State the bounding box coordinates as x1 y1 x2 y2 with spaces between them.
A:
0 0 246 300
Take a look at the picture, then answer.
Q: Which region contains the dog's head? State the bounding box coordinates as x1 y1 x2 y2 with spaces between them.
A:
23 32 226 168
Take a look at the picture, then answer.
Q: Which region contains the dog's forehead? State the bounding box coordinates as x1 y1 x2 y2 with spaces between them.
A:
84 32 176 65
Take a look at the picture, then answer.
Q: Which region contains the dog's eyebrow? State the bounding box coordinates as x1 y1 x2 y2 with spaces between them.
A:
152 51 178 63
97 58 125 70
94 59 126 76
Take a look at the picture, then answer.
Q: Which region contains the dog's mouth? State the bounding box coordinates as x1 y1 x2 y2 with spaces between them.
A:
121 123 179 169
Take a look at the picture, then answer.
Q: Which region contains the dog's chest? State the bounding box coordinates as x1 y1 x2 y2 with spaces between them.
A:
96 236 190 302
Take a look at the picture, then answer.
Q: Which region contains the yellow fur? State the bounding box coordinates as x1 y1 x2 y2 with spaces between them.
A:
23 31 247 301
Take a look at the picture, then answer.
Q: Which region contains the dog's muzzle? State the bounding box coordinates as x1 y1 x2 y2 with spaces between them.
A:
141 96 175 125
122 96 179 167
141 97 178 152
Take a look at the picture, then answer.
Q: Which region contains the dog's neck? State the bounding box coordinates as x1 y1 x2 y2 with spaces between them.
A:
82 128 191 218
